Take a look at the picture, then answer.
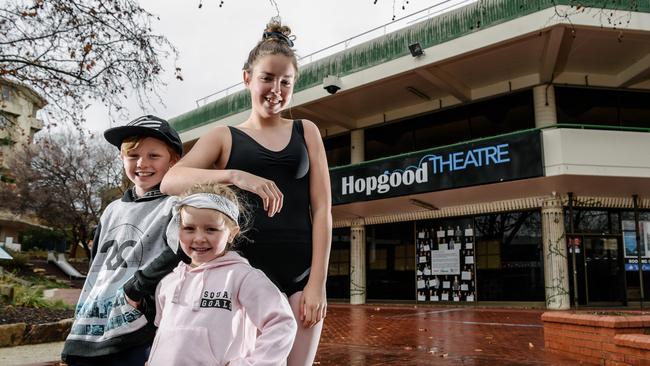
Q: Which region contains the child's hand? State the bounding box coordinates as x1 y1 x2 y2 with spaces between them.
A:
125 294 142 309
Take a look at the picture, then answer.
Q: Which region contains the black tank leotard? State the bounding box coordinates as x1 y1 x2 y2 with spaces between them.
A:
226 120 312 296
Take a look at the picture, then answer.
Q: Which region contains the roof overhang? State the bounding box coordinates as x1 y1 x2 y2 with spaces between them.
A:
171 1 650 140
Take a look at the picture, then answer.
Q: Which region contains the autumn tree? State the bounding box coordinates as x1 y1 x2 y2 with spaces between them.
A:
0 0 180 126
0 129 125 258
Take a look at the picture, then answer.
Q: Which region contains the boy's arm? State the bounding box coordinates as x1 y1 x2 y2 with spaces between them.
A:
123 237 190 302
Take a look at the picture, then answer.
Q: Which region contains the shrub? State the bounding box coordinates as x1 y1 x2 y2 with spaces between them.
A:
20 228 66 252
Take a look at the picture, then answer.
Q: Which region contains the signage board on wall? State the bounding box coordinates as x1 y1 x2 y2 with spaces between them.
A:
623 220 650 271
330 130 543 205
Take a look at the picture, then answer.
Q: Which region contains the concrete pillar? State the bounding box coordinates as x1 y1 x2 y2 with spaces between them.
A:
350 129 366 304
350 129 364 164
541 195 570 310
533 84 558 128
350 225 366 304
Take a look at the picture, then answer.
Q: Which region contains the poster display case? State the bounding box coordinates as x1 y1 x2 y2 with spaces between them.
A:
416 218 476 302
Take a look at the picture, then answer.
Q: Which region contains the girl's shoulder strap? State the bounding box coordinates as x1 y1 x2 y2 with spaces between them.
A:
293 119 304 136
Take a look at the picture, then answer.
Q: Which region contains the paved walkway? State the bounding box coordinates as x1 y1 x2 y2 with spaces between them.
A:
314 305 579 365
1 305 582 366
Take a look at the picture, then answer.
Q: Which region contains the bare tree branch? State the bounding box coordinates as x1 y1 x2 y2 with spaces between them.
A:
0 0 181 127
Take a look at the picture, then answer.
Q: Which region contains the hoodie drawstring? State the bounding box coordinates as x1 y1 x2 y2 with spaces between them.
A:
172 267 187 304
192 271 207 312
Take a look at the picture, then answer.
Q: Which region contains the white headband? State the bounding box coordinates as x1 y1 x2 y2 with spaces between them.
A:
166 193 240 253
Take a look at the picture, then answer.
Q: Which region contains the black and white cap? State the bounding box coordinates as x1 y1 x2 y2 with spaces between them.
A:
104 115 183 156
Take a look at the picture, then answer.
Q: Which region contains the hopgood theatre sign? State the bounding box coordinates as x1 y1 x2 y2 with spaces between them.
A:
330 130 543 205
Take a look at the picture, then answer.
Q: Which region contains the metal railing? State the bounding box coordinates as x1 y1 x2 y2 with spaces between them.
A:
194 0 477 107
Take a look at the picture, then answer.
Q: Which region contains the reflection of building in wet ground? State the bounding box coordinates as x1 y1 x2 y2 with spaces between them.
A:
170 0 650 310
314 305 577 365
5 305 576 366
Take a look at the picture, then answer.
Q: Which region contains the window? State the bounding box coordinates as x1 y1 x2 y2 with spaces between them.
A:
328 248 350 276
394 244 415 271
365 222 415 300
474 211 544 301
327 228 351 299
565 209 620 235
364 90 534 161
556 87 650 128
323 133 350 167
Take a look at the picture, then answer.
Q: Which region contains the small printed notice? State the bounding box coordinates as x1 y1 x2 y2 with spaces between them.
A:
437 230 445 238
419 256 427 263
417 280 426 289
442 281 450 289
431 295 439 302
418 232 425 238
467 295 475 302
431 249 461 275
439 243 448 250
465 242 473 250
453 295 460 302
461 284 469 291
423 268 431 276
418 293 426 301
461 271 472 280
441 293 449 301
423 245 430 251
465 256 474 264
447 229 454 236
454 243 462 251
465 228 474 236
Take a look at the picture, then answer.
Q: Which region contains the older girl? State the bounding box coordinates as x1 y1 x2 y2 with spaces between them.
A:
161 19 331 366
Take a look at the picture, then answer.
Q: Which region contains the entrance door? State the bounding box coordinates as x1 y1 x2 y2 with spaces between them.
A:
569 236 626 306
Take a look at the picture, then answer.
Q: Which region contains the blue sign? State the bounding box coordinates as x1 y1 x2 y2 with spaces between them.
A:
625 263 650 272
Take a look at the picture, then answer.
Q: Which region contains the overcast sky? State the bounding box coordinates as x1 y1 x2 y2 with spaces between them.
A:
78 0 473 133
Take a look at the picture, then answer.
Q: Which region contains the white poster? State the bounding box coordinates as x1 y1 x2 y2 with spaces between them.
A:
431 249 461 275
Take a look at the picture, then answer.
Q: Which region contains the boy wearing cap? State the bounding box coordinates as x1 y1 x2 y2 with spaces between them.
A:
62 115 188 366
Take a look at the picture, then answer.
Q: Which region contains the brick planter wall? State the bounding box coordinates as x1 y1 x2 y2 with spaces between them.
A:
542 312 650 365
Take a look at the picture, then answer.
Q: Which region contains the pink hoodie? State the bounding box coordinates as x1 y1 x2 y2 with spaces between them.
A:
147 251 297 366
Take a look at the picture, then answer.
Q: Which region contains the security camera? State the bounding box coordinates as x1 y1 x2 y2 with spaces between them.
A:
323 75 341 95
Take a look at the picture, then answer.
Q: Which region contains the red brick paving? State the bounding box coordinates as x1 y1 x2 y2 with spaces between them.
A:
26 304 588 365
314 304 587 365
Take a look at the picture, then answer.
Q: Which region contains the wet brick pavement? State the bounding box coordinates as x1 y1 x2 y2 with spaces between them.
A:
313 304 583 365
12 304 587 366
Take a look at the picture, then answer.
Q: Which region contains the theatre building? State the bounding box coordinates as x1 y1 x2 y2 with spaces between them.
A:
171 0 650 309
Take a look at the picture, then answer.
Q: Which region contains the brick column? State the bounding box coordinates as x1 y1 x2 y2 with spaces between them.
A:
541 195 570 310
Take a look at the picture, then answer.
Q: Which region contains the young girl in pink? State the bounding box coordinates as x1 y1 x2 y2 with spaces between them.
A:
147 184 296 366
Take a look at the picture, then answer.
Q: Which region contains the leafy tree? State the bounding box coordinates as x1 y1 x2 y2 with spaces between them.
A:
0 129 125 257
0 0 181 126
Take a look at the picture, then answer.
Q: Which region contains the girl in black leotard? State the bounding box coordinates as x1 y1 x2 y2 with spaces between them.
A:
161 19 331 366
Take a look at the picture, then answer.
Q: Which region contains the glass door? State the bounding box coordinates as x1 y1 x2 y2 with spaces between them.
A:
583 236 626 305
568 236 626 306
